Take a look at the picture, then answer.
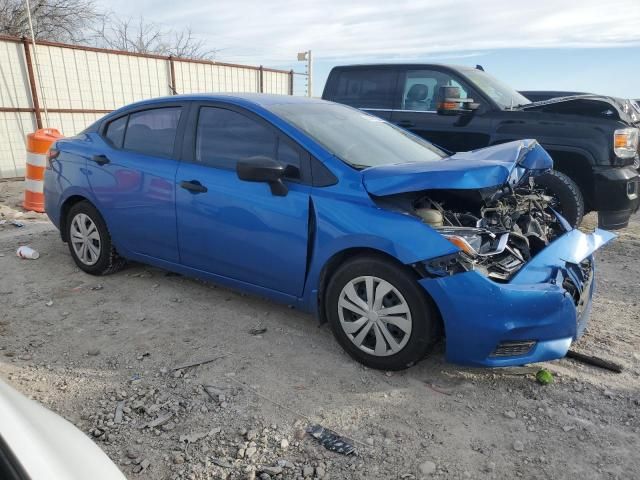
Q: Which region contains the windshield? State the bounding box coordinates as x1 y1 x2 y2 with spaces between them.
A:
269 103 447 169
463 69 531 110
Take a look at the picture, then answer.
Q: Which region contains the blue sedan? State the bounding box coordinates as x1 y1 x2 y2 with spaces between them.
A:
44 94 614 370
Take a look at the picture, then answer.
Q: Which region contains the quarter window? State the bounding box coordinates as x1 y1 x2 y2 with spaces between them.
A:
333 69 397 109
104 115 127 148
123 107 182 157
196 107 277 169
401 70 469 111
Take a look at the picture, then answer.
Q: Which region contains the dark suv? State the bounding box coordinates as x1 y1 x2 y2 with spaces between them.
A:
322 64 640 229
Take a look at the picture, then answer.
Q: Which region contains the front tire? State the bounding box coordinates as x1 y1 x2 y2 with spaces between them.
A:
325 255 440 370
535 170 585 227
66 201 125 275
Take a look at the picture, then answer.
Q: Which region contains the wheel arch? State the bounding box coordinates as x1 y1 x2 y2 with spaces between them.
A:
59 195 94 242
544 147 595 211
316 247 445 335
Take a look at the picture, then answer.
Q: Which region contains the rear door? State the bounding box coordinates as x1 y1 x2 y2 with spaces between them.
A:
391 68 492 152
88 103 186 262
323 68 398 121
175 103 311 296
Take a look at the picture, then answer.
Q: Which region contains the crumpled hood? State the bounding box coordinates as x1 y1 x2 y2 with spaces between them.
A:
362 139 552 196
520 94 640 125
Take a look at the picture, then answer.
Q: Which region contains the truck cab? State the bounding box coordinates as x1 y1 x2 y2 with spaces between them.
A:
322 64 640 229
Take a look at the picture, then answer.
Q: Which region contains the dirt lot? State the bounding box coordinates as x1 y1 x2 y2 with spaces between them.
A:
1 179 639 480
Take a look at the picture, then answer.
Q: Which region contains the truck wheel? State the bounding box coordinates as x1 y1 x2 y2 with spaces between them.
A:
535 170 584 227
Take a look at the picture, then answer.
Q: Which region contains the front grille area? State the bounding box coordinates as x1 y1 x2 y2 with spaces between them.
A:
490 340 536 357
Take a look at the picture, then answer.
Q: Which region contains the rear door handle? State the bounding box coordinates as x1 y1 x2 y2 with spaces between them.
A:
396 120 415 128
92 154 110 166
180 180 208 194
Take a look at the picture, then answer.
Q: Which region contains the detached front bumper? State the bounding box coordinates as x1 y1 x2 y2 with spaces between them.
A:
419 228 615 367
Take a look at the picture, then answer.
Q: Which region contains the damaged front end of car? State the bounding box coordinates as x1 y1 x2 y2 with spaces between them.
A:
364 139 616 366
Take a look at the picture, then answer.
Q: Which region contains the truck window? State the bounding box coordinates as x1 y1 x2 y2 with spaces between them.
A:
332 69 397 109
401 70 468 111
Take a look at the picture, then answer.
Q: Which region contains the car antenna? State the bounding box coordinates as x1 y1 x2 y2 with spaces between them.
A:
475 64 484 71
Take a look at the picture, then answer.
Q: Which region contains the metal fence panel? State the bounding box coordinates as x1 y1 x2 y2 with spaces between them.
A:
0 36 293 178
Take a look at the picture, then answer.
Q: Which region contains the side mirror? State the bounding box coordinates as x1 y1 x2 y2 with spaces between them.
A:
436 86 480 116
236 156 288 196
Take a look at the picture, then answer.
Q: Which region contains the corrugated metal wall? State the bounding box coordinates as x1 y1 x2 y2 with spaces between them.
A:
0 36 293 178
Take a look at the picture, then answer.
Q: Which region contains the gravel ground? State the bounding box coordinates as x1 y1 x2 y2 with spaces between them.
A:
1 179 639 480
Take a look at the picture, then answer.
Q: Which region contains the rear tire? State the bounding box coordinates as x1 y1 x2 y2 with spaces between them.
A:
325 255 440 370
66 201 125 275
535 170 584 227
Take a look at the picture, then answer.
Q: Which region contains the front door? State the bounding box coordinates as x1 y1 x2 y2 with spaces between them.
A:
391 68 492 152
175 104 310 296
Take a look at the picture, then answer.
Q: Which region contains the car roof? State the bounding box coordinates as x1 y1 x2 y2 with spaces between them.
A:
329 63 475 71
116 93 326 112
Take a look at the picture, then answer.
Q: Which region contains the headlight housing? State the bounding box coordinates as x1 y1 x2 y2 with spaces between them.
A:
613 128 639 159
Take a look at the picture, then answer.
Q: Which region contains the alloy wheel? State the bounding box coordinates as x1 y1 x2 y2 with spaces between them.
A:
337 276 412 357
70 213 101 266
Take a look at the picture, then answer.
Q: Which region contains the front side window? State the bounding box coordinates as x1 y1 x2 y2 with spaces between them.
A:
104 115 127 147
401 70 469 111
196 107 277 169
332 69 397 109
123 107 182 157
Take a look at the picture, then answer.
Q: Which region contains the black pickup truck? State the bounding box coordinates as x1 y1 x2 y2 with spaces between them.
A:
322 64 640 229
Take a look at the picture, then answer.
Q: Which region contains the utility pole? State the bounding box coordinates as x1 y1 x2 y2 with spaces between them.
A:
297 50 313 97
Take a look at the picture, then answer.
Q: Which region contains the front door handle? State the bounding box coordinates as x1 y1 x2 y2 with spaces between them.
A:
396 120 415 128
180 180 208 194
92 154 110 166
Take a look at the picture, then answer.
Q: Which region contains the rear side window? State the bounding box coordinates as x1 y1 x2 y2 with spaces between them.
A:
123 107 182 157
104 115 127 147
196 107 276 169
332 69 397 109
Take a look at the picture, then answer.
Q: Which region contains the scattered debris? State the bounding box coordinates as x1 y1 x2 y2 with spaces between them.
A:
536 369 554 385
179 431 209 444
306 425 356 455
424 381 453 396
113 401 124 424
249 326 267 335
145 412 174 429
11 220 24 228
212 458 233 469
16 246 39 259
87 348 101 356
566 350 623 373
45 300 53 307
90 284 104 291
172 353 227 371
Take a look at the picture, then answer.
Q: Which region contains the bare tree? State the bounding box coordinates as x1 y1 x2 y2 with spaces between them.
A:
0 0 101 43
92 14 216 60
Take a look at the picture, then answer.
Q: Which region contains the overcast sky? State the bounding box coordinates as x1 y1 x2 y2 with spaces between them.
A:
102 0 640 97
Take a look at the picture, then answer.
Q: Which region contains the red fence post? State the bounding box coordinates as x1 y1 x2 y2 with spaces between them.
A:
22 38 42 129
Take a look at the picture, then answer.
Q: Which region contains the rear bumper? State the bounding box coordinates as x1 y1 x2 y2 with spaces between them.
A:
419 228 613 367
592 165 639 229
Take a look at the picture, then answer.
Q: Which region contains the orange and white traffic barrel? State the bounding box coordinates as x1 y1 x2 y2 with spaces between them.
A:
24 128 62 212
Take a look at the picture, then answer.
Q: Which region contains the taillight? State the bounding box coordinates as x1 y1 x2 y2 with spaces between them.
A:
46 148 60 167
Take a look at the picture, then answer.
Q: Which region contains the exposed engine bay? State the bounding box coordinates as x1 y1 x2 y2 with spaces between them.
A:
414 180 566 281
377 178 567 282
